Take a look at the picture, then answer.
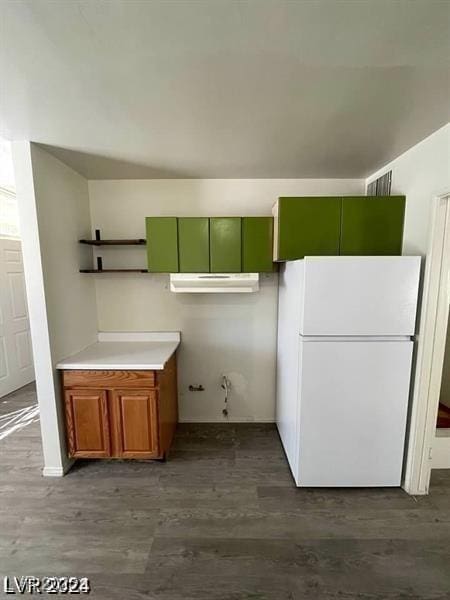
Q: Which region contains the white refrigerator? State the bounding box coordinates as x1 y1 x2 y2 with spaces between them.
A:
276 256 421 487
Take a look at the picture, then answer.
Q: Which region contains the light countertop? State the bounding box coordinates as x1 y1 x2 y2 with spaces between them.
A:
56 332 180 371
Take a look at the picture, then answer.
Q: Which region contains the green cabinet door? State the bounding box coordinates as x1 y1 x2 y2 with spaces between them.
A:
275 197 341 260
178 217 210 272
210 217 241 272
242 217 274 272
340 196 405 255
146 217 179 272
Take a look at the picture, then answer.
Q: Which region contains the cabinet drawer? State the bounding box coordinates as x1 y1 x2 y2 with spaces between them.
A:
63 370 156 389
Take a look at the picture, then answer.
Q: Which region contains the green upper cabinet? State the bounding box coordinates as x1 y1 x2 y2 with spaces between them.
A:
242 217 274 272
178 217 210 273
340 196 405 255
146 217 179 272
144 195 405 274
210 217 242 272
273 197 341 261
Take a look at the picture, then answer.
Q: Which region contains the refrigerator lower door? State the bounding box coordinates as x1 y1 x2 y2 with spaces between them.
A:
296 339 413 487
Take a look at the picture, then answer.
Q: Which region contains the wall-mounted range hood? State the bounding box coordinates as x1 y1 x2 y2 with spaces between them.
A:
169 273 259 293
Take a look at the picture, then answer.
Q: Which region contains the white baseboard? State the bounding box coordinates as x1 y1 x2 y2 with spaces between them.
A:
42 466 65 477
432 430 450 468
42 458 75 477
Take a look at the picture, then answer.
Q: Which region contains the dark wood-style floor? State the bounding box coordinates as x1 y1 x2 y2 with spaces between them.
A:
437 403 450 429
0 383 449 599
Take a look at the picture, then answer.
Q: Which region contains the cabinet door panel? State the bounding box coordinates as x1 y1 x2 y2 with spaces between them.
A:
146 217 179 272
242 217 274 272
275 197 341 261
340 196 405 255
113 389 159 458
64 389 110 458
210 217 241 272
178 217 209 273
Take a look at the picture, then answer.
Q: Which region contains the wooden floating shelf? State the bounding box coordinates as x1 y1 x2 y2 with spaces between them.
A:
80 269 149 273
79 239 146 246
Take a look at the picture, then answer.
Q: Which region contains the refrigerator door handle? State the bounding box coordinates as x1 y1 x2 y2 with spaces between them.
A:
299 335 412 342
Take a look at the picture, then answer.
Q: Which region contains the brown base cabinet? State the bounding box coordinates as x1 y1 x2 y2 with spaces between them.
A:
62 354 178 460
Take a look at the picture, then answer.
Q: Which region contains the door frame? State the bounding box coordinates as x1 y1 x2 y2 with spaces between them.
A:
404 191 450 494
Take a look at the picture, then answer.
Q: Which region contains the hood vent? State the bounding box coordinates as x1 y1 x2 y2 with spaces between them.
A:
170 273 259 293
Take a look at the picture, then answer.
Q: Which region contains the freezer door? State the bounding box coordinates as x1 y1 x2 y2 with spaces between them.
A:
300 256 421 336
296 339 413 487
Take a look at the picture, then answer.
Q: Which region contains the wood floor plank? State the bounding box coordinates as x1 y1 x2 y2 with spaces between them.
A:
145 536 450 598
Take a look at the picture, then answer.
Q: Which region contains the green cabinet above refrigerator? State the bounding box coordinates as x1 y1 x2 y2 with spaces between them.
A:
273 195 405 261
146 217 179 273
273 197 341 261
178 217 210 272
242 217 274 272
340 196 405 255
210 217 242 272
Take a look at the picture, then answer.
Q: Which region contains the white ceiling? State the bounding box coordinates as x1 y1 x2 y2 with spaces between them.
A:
1 0 449 179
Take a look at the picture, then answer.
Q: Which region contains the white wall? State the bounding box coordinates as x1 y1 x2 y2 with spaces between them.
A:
12 142 97 475
31 145 98 362
89 179 363 421
367 124 450 257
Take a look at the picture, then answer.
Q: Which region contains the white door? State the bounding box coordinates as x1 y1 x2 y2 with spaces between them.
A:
0 238 34 397
297 339 413 487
